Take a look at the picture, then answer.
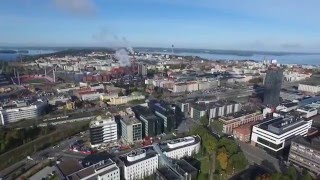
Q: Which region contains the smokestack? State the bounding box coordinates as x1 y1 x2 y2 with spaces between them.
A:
17 72 20 85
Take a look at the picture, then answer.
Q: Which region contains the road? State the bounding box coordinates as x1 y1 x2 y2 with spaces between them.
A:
0 136 84 179
237 140 283 173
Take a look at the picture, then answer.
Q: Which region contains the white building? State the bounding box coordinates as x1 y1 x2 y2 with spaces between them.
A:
296 106 318 118
0 99 48 125
251 116 312 152
66 159 120 180
160 136 201 159
120 148 158 180
89 114 117 147
276 102 298 112
298 84 320 94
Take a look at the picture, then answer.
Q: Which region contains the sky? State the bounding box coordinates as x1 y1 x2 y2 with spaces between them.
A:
0 0 320 52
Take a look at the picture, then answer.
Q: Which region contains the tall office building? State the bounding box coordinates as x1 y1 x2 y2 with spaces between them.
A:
138 63 148 76
148 100 177 132
132 105 162 137
120 115 142 144
263 66 283 107
89 114 117 147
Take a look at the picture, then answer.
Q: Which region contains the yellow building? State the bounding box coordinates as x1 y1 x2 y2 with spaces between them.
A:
65 101 75 110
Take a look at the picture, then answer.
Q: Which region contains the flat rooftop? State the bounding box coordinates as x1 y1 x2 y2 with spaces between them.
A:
119 146 157 167
256 116 309 135
220 110 259 121
156 167 181 180
120 115 141 125
174 159 197 174
159 136 200 152
292 135 320 151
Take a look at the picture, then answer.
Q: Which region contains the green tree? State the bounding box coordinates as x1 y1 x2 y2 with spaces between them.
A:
200 114 209 126
271 172 282 180
230 152 248 171
301 172 312 180
204 135 218 155
211 120 223 133
225 142 239 155
285 166 297 180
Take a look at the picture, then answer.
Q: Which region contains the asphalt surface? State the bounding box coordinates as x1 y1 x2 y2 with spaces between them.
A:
237 140 282 173
0 136 83 179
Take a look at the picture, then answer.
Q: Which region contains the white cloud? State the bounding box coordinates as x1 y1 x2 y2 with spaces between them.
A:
53 0 96 15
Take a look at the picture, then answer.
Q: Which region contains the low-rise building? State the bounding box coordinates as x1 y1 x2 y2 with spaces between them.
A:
251 116 312 152
288 136 320 176
119 148 159 180
66 159 120 180
298 84 320 94
160 136 201 159
276 102 298 112
109 93 145 105
296 106 318 118
219 111 263 134
232 122 257 142
0 99 48 125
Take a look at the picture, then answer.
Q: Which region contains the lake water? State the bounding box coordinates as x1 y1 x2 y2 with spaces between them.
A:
1 49 319 66
0 50 56 61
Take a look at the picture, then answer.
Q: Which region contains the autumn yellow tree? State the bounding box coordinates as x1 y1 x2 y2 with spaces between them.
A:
216 151 228 170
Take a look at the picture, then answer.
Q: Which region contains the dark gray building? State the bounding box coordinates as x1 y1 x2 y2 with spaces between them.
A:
288 136 320 176
138 63 148 76
263 66 283 107
132 105 163 137
148 100 177 132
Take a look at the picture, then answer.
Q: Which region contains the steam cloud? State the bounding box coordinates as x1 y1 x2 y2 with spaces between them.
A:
115 49 131 67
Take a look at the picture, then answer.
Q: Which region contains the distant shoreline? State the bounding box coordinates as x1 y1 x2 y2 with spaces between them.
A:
0 50 29 54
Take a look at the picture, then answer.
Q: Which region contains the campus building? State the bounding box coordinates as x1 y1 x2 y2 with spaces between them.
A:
251 116 312 152
119 147 159 180
0 99 48 125
288 136 320 176
218 110 263 134
159 136 201 159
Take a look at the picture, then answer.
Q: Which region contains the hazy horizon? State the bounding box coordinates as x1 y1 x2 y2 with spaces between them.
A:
1 0 320 53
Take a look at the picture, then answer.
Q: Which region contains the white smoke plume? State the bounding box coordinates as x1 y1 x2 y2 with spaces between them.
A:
92 28 134 54
115 49 131 67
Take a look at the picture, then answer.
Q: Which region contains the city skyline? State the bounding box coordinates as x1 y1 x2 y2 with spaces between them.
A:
1 0 320 52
